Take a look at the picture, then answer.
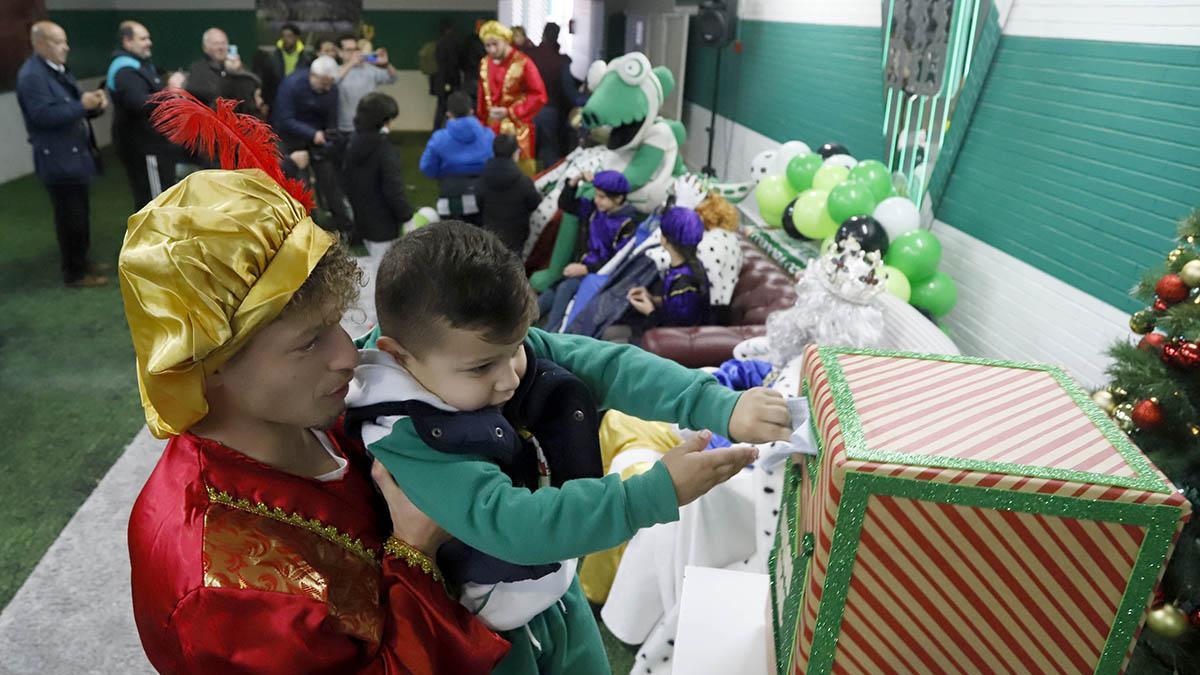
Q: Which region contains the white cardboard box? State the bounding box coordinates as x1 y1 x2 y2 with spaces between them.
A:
672 566 774 675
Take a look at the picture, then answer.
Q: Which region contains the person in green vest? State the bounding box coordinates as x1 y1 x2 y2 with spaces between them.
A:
254 23 313 108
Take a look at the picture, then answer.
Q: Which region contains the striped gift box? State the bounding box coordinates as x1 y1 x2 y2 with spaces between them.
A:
769 345 1191 675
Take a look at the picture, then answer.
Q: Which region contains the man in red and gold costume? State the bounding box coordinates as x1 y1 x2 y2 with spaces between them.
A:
120 92 509 674
476 20 547 173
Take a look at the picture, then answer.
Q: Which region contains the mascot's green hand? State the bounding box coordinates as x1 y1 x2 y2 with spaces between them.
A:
530 269 556 292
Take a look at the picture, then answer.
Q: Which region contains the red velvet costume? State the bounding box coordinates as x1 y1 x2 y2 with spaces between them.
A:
128 422 509 674
476 48 547 163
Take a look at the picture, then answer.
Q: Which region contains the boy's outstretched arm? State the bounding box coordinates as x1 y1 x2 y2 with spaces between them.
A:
525 329 791 443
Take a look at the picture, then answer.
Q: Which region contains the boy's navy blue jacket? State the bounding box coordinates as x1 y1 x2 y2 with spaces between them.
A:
16 55 99 185
345 344 604 585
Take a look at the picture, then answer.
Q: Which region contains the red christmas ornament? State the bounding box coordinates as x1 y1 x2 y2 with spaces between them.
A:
1191 608 1200 626
1131 399 1164 431
1162 341 1181 365
1154 298 1169 313
1139 333 1167 352
1156 274 1190 304
1178 341 1200 369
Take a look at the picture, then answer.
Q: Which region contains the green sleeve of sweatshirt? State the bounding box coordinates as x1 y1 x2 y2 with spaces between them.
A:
524 328 741 438
370 420 680 564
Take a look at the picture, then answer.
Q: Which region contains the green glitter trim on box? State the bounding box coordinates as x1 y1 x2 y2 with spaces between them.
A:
769 459 806 675
814 345 1172 494
801 471 1181 674
746 225 819 277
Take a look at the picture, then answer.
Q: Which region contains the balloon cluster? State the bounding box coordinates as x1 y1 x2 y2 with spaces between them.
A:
752 140 957 319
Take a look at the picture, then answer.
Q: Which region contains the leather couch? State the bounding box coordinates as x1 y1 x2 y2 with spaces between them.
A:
641 239 798 368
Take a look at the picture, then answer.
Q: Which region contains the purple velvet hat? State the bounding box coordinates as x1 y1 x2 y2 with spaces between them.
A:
660 207 705 248
592 170 631 195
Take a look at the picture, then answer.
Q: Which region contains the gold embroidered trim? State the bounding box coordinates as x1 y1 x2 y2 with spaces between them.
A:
383 537 444 583
205 485 379 565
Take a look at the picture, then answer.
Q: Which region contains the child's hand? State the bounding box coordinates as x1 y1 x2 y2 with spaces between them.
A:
627 287 655 315
662 431 758 506
563 263 588 278
371 460 451 557
728 387 792 443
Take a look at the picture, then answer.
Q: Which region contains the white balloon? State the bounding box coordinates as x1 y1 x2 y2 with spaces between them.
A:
873 196 921 240
823 154 858 170
769 140 813 175
750 149 777 183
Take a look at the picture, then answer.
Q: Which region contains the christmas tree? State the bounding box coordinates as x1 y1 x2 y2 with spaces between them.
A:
1096 209 1200 673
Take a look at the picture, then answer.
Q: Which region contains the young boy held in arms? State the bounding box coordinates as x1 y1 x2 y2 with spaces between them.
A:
346 221 791 673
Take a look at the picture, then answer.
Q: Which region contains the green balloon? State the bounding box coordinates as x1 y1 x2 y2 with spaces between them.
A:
849 160 893 202
791 189 838 240
812 164 850 192
754 174 797 227
881 265 911 302
884 230 942 282
820 237 836 256
910 271 958 317
785 153 823 192
826 180 877 225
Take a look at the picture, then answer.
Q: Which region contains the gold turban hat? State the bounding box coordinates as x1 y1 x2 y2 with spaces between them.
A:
119 169 335 438
478 20 513 43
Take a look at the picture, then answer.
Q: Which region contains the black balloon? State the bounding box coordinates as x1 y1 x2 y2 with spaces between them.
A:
916 307 937 324
835 215 889 254
818 142 850 159
781 197 809 240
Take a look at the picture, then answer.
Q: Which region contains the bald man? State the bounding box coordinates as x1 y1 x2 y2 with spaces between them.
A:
16 21 109 287
108 20 179 209
185 27 243 107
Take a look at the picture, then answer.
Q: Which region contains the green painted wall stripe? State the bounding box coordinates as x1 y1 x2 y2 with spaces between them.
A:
684 20 884 161
363 11 495 71
50 10 257 79
46 9 484 80
939 35 1200 312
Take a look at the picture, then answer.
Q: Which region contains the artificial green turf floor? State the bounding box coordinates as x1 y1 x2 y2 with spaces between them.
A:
0 132 638 674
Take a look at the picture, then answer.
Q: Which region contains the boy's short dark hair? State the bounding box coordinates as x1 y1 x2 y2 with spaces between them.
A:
354 92 399 131
317 38 338 51
447 91 472 118
375 221 537 355
337 33 358 47
280 23 301 37
493 133 518 157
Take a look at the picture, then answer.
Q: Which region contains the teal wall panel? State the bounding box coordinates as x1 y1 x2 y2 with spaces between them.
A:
938 36 1200 311
50 10 257 78
362 11 495 71
684 20 884 160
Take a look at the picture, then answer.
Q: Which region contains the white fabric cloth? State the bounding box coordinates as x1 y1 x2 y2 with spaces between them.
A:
599 360 801 674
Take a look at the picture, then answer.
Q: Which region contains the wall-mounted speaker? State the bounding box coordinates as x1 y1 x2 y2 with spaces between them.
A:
696 0 737 47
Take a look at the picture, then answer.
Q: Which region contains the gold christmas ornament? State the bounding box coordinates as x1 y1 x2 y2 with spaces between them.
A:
1145 604 1190 639
1108 386 1129 403
1091 390 1117 415
1190 424 1200 437
1112 403 1135 433
1167 247 1187 266
1181 260 1200 287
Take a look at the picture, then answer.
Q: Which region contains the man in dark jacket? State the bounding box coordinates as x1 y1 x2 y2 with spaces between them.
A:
476 133 541 253
431 19 461 130
17 21 109 287
525 23 570 167
186 27 244 107
273 56 352 236
342 92 412 249
253 23 312 107
108 21 178 210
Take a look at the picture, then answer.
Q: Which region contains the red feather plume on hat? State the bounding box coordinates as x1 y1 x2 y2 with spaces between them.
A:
148 90 315 211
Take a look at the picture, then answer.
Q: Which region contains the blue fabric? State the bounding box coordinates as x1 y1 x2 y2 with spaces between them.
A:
15 56 96 185
564 216 663 338
710 359 773 391
105 55 141 91
271 68 338 144
538 276 583 333
419 116 495 178
705 433 732 450
562 273 609 330
659 263 708 327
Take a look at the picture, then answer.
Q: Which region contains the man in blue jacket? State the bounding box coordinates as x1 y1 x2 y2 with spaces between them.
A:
17 21 109 288
420 91 494 224
108 20 179 210
272 56 352 237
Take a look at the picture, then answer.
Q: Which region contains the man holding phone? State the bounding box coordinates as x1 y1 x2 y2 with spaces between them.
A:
334 34 397 134
186 27 243 108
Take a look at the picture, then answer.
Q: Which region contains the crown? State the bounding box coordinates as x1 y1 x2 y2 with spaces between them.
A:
809 238 885 305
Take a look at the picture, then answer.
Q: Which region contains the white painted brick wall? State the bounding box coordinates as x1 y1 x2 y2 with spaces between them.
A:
739 0 882 26
1004 0 1200 46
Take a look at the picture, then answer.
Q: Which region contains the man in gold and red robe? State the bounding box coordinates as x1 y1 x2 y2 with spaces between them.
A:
476 20 547 173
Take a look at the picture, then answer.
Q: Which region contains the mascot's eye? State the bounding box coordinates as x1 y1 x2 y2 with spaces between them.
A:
622 60 644 79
